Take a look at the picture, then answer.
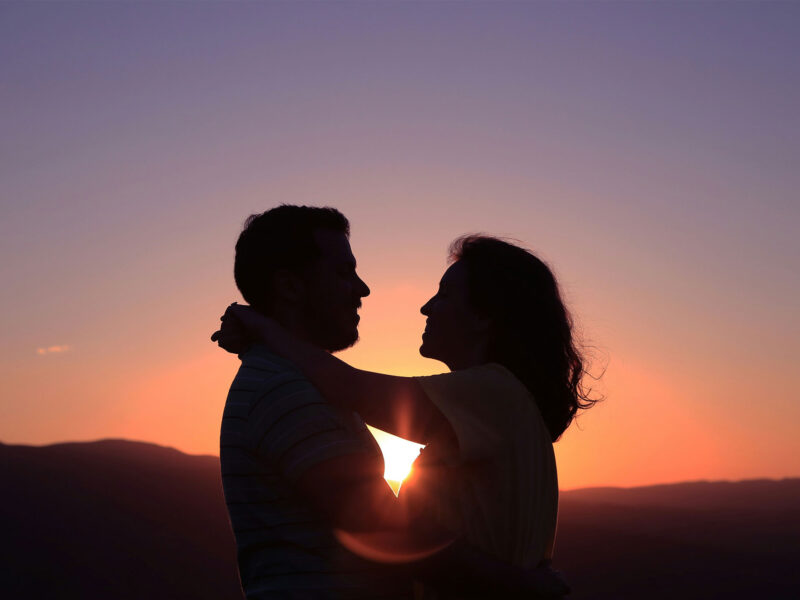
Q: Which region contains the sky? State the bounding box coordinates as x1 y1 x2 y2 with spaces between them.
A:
2 1 798 490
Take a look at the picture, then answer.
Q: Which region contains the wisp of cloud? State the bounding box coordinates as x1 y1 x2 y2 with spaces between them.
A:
36 345 71 356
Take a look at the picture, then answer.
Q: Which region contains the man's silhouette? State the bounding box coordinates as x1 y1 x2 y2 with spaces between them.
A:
220 206 410 599
217 205 568 599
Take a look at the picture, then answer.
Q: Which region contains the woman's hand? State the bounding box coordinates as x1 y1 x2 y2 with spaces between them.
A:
211 303 275 355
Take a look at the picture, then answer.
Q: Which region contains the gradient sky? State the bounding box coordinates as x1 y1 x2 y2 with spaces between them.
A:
2 1 798 489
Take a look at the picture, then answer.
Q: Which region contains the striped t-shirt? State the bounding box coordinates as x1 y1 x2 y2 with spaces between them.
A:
220 346 412 600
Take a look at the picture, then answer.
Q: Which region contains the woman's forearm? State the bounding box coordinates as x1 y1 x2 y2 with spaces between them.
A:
258 320 444 443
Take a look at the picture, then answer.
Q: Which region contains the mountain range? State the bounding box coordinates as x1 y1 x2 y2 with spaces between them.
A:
1 439 797 599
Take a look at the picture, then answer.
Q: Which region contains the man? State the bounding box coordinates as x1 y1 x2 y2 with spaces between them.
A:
215 205 567 599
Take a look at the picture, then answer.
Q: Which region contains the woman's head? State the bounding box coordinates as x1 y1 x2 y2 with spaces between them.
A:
421 235 597 440
419 260 492 370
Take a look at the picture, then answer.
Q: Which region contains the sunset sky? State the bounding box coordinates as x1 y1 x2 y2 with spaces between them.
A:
2 2 798 490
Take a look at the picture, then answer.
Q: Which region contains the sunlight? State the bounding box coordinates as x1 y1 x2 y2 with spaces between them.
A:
367 426 424 495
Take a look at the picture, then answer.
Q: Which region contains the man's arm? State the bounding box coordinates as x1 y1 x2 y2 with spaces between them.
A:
295 456 568 598
294 451 413 531
407 539 570 598
243 364 566 598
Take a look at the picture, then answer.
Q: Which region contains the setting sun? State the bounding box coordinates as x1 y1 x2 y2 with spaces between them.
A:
368 426 424 495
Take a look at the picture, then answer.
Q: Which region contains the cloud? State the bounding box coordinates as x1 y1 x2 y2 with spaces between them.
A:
36 345 71 356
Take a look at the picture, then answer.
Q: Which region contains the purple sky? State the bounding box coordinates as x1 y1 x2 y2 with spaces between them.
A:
2 1 798 488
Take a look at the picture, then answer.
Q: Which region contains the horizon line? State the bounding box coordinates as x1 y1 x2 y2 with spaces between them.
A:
4 436 798 492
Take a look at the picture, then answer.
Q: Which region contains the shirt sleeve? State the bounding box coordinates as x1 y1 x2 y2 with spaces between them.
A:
246 372 374 482
415 364 538 462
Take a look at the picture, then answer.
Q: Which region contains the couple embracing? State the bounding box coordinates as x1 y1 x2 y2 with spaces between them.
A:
212 205 596 599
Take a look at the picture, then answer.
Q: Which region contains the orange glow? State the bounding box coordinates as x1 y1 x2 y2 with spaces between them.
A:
368 426 424 495
3 2 800 497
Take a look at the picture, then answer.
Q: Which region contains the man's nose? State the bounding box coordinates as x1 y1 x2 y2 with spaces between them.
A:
357 275 370 298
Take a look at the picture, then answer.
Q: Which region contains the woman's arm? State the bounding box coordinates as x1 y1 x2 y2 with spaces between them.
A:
212 304 449 443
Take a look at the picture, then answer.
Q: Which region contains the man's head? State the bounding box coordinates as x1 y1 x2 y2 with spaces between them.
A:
234 205 369 352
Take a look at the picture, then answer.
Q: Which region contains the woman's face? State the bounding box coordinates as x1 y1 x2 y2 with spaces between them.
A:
419 261 489 369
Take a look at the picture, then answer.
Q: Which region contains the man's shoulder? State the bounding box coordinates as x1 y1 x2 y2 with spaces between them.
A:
222 347 382 483
223 346 321 416
238 344 302 374
232 346 309 389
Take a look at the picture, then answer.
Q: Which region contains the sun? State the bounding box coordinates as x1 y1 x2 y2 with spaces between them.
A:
368 426 424 495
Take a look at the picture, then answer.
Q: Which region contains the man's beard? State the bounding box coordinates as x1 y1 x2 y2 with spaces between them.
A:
302 300 359 353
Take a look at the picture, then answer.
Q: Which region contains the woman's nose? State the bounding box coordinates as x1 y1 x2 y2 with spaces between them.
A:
420 298 433 315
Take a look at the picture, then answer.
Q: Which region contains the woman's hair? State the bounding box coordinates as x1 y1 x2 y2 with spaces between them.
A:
450 235 599 440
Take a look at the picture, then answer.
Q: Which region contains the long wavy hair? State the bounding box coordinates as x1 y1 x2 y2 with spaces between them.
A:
451 235 599 441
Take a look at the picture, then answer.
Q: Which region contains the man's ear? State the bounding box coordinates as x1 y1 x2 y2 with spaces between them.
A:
272 268 307 303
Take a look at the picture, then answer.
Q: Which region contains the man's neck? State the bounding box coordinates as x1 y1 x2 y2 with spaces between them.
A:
268 305 319 349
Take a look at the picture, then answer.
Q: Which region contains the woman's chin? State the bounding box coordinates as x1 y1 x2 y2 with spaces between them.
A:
418 340 437 360
419 340 429 358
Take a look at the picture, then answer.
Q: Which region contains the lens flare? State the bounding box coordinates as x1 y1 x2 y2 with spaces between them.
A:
368 426 423 494
333 529 454 564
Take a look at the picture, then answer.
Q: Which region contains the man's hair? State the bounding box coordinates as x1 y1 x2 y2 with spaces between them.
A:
234 205 350 312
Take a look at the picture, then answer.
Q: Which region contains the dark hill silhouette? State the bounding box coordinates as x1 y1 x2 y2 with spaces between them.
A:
562 478 800 511
1 440 798 599
0 439 243 600
557 480 800 599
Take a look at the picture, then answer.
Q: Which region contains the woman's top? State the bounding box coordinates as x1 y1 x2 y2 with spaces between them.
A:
403 363 558 585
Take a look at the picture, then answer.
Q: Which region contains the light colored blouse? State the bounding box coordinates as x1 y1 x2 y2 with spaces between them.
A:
403 363 558 595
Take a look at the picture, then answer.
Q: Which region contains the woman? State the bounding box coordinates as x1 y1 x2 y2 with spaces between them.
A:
214 235 597 594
